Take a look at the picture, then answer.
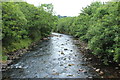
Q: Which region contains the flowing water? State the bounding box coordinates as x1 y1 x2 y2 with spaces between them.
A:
2 33 112 78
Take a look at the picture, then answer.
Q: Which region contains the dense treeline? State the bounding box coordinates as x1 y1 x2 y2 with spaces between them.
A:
2 2 57 58
54 2 120 64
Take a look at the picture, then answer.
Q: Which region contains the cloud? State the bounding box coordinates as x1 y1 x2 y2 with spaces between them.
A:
25 0 110 16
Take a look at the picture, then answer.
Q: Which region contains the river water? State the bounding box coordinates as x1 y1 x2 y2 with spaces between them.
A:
3 33 118 78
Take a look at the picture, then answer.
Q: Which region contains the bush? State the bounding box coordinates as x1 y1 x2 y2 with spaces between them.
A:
55 2 120 64
2 2 57 54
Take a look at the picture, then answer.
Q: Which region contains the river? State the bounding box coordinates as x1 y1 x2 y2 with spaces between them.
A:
2 33 120 78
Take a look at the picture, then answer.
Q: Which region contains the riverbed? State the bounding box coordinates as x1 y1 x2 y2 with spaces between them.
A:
2 33 120 78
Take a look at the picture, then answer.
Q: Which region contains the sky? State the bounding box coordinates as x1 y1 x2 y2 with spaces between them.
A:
25 0 110 16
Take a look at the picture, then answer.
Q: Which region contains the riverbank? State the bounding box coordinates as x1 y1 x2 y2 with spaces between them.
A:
55 32 120 78
73 38 120 78
1 36 51 72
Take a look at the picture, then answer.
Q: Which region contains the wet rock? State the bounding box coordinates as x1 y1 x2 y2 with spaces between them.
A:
52 69 56 72
2 69 6 71
67 74 74 76
108 61 112 63
101 76 104 78
119 64 120 67
88 58 92 61
78 68 87 73
96 69 100 72
108 75 115 78
60 64 63 66
7 66 11 69
8 56 14 60
61 51 64 55
64 48 68 50
16 65 22 69
31 61 34 63
41 68 44 70
44 75 48 78
29 48 32 50
10 65 14 68
83 70 87 73
59 35 62 37
11 73 16 77
19 54 22 57
79 69 83 72
115 67 119 70
43 38 48 40
83 58 87 61
23 66 28 69
64 68 67 71
88 76 92 78
27 71 30 73
99 71 104 75
18 50 23 54
68 64 74 66
52 72 59 75
7 60 12 64
65 67 67 68
63 58 66 60
15 57 20 59
18 66 22 69
22 49 27 53
93 68 96 70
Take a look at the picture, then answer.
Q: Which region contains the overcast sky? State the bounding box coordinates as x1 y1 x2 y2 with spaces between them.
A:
25 0 110 16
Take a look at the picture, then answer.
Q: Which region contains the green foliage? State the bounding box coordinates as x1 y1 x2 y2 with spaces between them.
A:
2 2 27 46
2 2 57 55
2 55 8 61
55 2 120 64
17 2 57 40
54 17 75 34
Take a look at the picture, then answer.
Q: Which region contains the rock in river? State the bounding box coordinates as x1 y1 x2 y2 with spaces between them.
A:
61 51 64 55
64 48 68 50
96 69 100 72
68 64 74 66
99 71 104 75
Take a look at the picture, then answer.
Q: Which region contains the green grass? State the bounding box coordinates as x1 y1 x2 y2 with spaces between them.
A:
2 55 7 61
